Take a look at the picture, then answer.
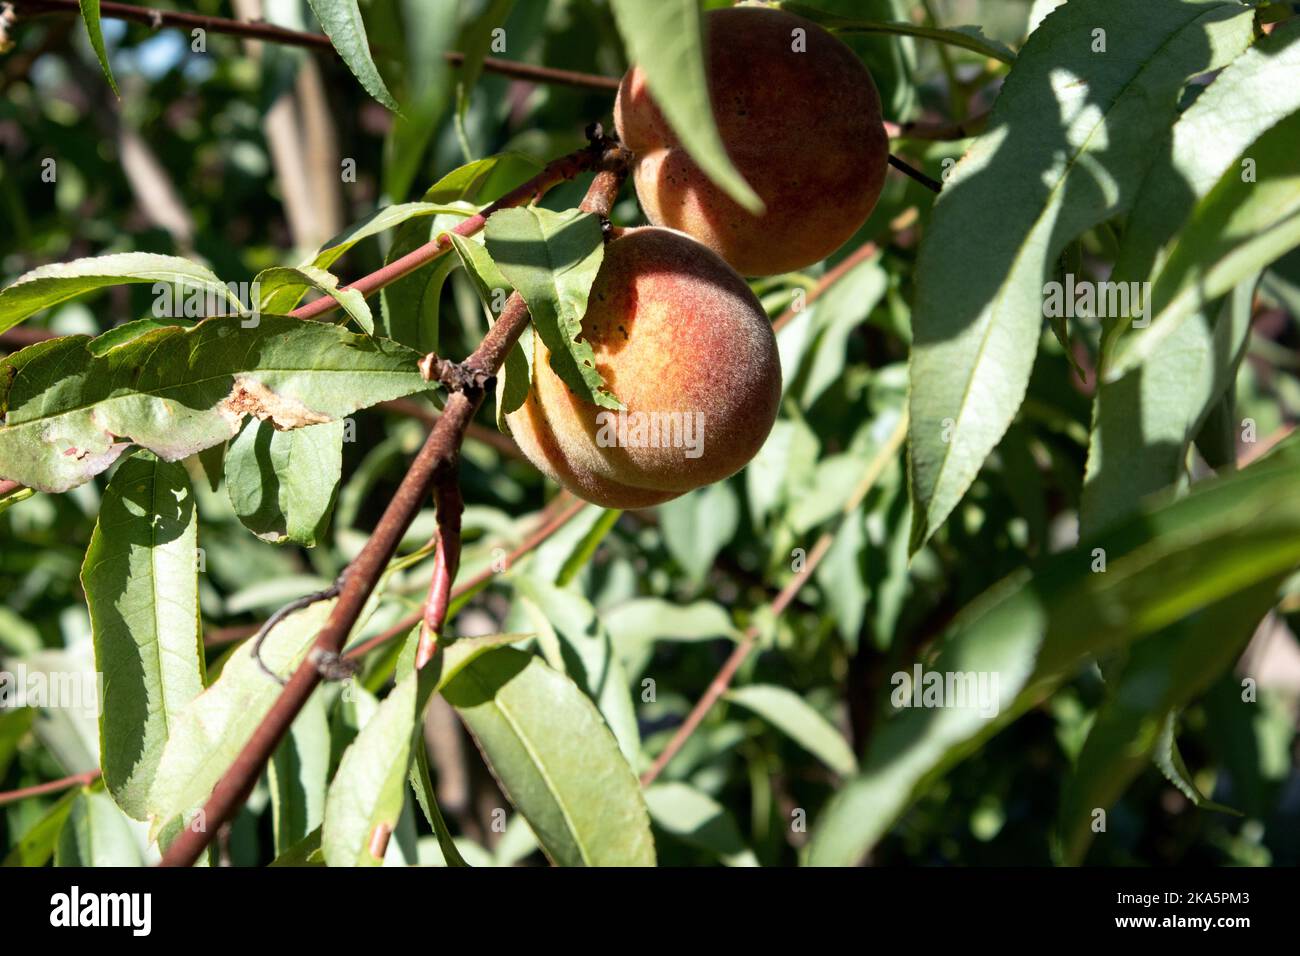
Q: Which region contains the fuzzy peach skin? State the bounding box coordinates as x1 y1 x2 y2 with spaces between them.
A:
615 6 889 278
505 227 781 509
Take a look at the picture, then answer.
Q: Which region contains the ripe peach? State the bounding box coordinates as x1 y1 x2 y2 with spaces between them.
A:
615 6 889 277
505 226 781 509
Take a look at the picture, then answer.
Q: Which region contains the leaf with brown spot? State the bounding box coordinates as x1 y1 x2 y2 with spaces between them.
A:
0 316 429 492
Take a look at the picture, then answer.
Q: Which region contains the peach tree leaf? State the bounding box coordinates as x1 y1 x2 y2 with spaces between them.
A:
0 316 427 493
905 0 1255 554
809 436 1300 865
443 647 656 866
484 206 622 410
77 0 119 95
225 418 345 547
255 265 374 336
82 452 204 821
0 253 241 335
1105 109 1300 380
306 0 398 110
609 0 762 213
147 599 337 838
780 2 1015 63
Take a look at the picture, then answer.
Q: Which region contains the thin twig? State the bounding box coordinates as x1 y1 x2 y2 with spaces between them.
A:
888 154 943 194
0 769 100 807
772 241 880 334
158 145 629 868
640 411 910 787
10 0 621 91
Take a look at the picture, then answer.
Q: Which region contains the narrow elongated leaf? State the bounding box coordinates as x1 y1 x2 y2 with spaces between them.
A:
1081 278 1255 537
1056 584 1272 864
1107 111 1300 379
453 0 516 157
609 0 762 213
659 482 740 583
514 577 640 763
410 731 470 868
256 265 375 336
147 600 336 837
307 0 399 110
2 788 79 867
726 685 858 776
443 647 656 866
808 437 1300 865
55 787 146 866
1153 713 1240 814
779 2 1015 62
268 690 331 856
644 782 757 867
83 453 204 820
226 419 345 547
484 207 619 409
78 0 119 94
0 253 240 334
1111 19 1300 290
307 202 474 274
323 664 432 866
906 0 1255 552
0 316 427 493
327 632 517 866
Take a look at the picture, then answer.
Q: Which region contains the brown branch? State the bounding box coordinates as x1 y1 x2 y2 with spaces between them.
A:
158 144 629 868
888 154 943 194
0 769 100 807
10 0 621 91
639 410 909 787
883 111 990 142
772 241 880 334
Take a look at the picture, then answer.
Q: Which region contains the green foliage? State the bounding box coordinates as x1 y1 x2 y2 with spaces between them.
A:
3 0 1300 872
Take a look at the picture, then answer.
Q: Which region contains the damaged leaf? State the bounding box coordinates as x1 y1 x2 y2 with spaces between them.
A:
0 316 428 493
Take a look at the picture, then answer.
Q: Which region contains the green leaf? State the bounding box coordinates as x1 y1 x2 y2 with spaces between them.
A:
1106 110 1300 380
0 316 427 493
484 207 620 409
1110 20 1300 296
906 0 1255 552
226 419 345 547
1055 584 1269 864
55 786 145 866
307 0 399 110
269 826 325 867
515 577 641 763
1153 713 1241 815
78 0 119 95
442 647 656 866
1081 277 1256 538
323 665 432 866
453 0 516 159
808 437 1300 865
726 684 858 776
644 782 757 866
255 265 375 336
83 453 205 820
410 729 470 867
268 690 331 856
659 482 741 583
2 788 79 867
798 256 888 409
447 233 533 428
323 631 519 866
779 2 1015 63
306 202 475 275
147 599 336 837
609 0 762 213
0 253 240 335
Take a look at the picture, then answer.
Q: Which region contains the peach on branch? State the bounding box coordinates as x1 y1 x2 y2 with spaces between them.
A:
614 6 889 277
505 226 781 509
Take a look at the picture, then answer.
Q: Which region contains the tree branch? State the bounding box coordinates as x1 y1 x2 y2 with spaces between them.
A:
0 769 100 807
9 0 621 91
639 410 910 787
158 142 629 868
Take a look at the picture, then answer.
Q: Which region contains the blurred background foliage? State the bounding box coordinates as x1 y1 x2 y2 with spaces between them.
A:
2 0 1299 866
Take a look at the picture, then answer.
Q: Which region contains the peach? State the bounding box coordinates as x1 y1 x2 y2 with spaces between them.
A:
615 6 889 277
505 226 781 509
